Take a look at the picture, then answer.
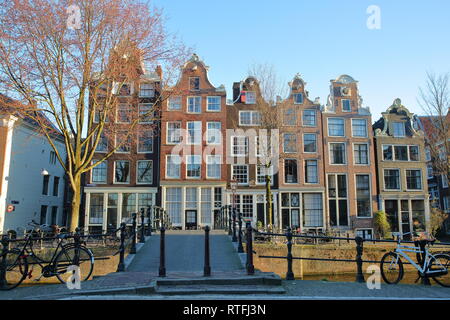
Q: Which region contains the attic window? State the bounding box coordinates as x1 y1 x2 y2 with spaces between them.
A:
190 77 200 91
392 122 406 137
242 91 256 104
293 93 303 104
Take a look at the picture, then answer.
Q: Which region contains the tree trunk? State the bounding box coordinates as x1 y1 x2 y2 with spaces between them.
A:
69 178 82 232
266 174 272 232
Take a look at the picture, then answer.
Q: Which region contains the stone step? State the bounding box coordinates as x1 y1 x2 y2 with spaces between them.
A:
155 285 286 295
155 274 282 287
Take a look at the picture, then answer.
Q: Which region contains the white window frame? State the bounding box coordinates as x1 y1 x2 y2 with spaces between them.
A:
302 109 317 127
327 118 345 137
186 121 202 145
166 155 181 179
138 103 153 124
231 136 249 157
187 96 201 113
115 132 131 154
304 159 319 184
167 96 182 111
137 130 154 154
139 83 155 98
91 160 107 184
186 155 201 179
351 119 368 138
113 160 130 184
256 164 274 185
206 122 221 145
405 169 423 191
245 91 256 104
392 122 406 137
136 160 153 184
329 142 347 165
166 122 182 144
206 96 221 112
232 165 249 185
283 133 297 153
239 110 261 126
206 155 221 179
353 143 369 165
116 103 131 124
354 174 372 218
383 168 401 191
303 133 317 153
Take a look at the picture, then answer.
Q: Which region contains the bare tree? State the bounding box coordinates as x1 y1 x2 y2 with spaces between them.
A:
0 0 188 231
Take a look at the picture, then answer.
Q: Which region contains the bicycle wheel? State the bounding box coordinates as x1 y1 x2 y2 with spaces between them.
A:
54 246 94 284
0 249 28 290
429 254 450 287
381 252 404 284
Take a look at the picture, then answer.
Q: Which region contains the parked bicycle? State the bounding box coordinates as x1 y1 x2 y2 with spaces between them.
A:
380 232 450 287
0 229 94 290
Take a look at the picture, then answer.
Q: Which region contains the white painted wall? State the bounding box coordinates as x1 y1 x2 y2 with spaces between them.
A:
1 123 67 234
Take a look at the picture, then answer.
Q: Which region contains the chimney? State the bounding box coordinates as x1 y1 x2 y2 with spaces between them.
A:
155 65 163 80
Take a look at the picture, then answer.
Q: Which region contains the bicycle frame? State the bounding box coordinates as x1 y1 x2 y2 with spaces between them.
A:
393 243 446 276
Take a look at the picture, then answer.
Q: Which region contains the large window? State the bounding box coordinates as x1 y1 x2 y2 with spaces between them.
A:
122 193 136 222
305 160 318 183
354 144 369 164
303 134 317 153
328 118 345 136
231 136 249 156
406 169 422 190
167 122 181 144
281 193 300 228
394 146 408 160
206 96 221 111
330 143 346 164
303 110 316 126
139 83 154 97
239 111 261 126
138 131 153 153
166 155 181 179
284 159 298 183
200 188 212 224
186 155 201 179
92 160 107 183
232 165 248 184
206 155 221 179
303 193 323 227
328 174 348 226
283 108 297 126
166 188 182 224
187 96 201 113
187 121 202 145
384 169 400 190
137 160 153 184
392 122 406 137
206 122 221 144
356 175 371 217
283 133 297 153
89 194 103 224
383 145 419 161
168 96 182 110
114 160 130 183
352 119 367 137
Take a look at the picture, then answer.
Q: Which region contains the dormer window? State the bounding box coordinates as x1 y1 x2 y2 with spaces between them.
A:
293 93 303 104
342 99 351 112
190 77 200 91
242 91 256 104
112 82 132 96
392 122 406 137
139 83 155 97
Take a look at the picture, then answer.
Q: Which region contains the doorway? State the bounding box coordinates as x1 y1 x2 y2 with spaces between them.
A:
185 210 197 230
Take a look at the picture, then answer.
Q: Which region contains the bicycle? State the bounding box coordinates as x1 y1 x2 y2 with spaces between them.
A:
380 232 450 287
0 229 94 290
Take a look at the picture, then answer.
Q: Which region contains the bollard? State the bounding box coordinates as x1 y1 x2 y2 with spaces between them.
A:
140 208 146 244
246 222 255 275
159 226 166 277
204 226 211 276
116 223 126 272
232 208 237 242
237 212 244 253
73 228 82 265
285 227 295 280
417 240 431 286
355 236 365 283
146 206 152 236
0 236 9 289
130 213 137 254
228 206 232 236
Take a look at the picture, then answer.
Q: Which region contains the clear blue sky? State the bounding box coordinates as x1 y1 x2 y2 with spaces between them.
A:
154 0 450 120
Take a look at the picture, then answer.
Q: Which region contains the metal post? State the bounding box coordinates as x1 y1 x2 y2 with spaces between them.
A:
140 208 146 243
130 213 137 254
246 222 254 275
418 241 431 286
0 236 9 289
159 226 166 277
204 226 211 276
228 206 232 236
116 223 126 272
232 208 237 242
286 227 295 280
146 206 152 236
355 236 365 283
237 212 244 253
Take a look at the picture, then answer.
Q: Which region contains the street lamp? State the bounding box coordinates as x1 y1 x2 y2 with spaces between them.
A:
41 168 49 176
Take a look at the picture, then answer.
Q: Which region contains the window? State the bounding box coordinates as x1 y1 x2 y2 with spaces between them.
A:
442 175 448 188
139 104 153 123
356 229 373 240
138 193 153 211
293 93 303 104
114 83 132 96
383 145 392 160
242 195 254 219
186 155 201 179
303 193 323 227
139 83 154 97
328 174 348 226
283 108 297 126
354 144 369 164
114 160 130 183
257 165 273 185
167 122 181 144
352 119 367 137
427 164 433 179
95 132 108 152
207 96 221 111
42 175 50 195
92 160 107 183
200 188 212 224
207 155 221 179
239 111 261 126
342 99 351 112
186 188 197 210
394 146 408 161
284 159 298 183
93 107 109 123
51 206 58 225
190 77 200 90
330 143 346 164
53 176 60 197
303 110 316 126
328 118 345 136
412 200 426 232
283 133 297 153
115 132 130 153
89 194 103 224
166 155 181 179
206 122 221 144
409 146 419 161
232 165 249 184
425 148 431 161
392 122 406 137
40 205 48 224
166 188 182 224
303 134 317 153
406 170 422 190
121 193 136 222
137 131 153 153
244 91 256 104
187 121 202 145
168 96 182 110
117 103 131 123
187 96 201 113
49 151 56 164
356 175 371 217
305 160 318 183
281 193 300 228
231 136 249 156
384 169 400 190
137 160 153 184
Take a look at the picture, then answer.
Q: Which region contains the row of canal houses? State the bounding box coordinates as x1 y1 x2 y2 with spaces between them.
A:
83 54 433 239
